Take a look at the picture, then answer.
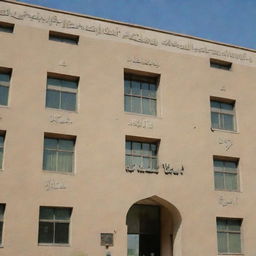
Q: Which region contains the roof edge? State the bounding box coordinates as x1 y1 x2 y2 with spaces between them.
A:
2 0 256 53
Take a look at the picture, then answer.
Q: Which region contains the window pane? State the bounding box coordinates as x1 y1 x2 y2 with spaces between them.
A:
221 102 233 111
142 98 150 115
132 142 141 155
228 219 241 231
217 219 227 231
214 160 224 169
43 149 57 171
222 114 234 130
132 156 142 167
40 207 54 219
142 143 150 156
143 157 150 169
229 233 241 253
141 83 149 97
0 222 2 244
217 232 228 253
125 155 132 166
152 158 157 169
0 148 3 170
124 80 131 94
55 208 71 220
125 95 132 112
59 139 74 151
61 80 77 89
57 151 73 172
0 74 10 85
55 223 69 244
210 101 220 108
131 81 140 96
211 112 219 129
44 138 58 149
47 78 62 87
0 205 4 218
127 234 139 256
38 222 54 243
214 172 224 190
151 144 157 156
131 96 141 113
0 136 4 147
225 173 238 191
149 99 156 115
0 85 9 106
61 92 76 111
225 161 237 171
126 141 132 154
149 84 157 98
46 89 60 109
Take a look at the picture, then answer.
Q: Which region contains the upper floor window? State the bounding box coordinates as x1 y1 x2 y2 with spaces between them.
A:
214 157 239 191
38 206 72 245
217 218 242 254
0 69 11 106
46 73 78 111
125 138 158 171
124 73 158 116
210 58 232 70
210 99 236 131
0 133 5 170
49 31 79 45
43 135 75 173
0 204 5 246
0 21 14 33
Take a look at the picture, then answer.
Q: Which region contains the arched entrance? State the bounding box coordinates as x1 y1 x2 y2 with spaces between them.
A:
126 196 182 256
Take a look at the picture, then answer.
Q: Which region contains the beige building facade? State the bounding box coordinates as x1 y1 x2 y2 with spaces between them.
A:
0 1 256 256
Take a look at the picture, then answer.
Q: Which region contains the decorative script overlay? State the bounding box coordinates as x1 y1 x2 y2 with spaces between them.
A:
0 7 253 64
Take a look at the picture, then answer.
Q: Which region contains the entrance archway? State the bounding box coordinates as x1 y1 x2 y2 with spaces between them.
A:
126 196 182 256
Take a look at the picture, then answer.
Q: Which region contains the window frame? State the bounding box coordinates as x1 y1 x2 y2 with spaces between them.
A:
125 136 159 172
124 72 159 116
0 68 12 107
216 217 242 254
0 204 6 247
43 134 75 174
38 206 72 245
213 156 240 192
210 98 236 132
46 73 79 112
49 30 79 45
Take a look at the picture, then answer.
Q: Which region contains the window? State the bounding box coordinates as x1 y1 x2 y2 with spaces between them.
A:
125 139 158 170
210 58 232 70
0 69 11 106
210 99 236 131
214 158 239 191
0 133 5 170
124 73 158 115
0 22 14 33
0 204 5 245
46 74 78 111
217 218 242 254
49 31 79 44
43 136 75 173
38 206 72 244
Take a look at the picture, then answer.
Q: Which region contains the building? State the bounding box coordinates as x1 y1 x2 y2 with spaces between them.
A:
0 0 256 256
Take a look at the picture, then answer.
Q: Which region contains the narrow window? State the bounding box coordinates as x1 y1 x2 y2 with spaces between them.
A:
124 73 158 116
210 99 236 131
214 157 239 191
210 58 232 70
0 69 11 106
46 74 78 111
0 204 5 246
125 139 158 171
49 31 79 45
0 133 5 170
217 218 242 254
38 206 72 244
43 136 75 173
0 22 14 33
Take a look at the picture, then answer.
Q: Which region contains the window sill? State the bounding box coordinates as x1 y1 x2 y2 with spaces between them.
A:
125 111 161 119
218 253 243 255
211 128 239 134
43 170 74 176
216 189 241 193
38 243 70 247
0 105 9 109
45 107 78 114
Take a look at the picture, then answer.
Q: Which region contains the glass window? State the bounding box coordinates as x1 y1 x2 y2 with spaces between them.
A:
0 134 5 170
217 218 242 254
38 206 72 244
210 100 236 131
46 76 78 111
0 204 5 245
43 137 75 173
0 73 11 106
0 22 14 33
214 158 239 191
124 74 157 116
125 140 158 171
49 31 79 44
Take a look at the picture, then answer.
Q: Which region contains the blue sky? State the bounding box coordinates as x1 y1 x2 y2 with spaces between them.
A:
17 0 256 49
